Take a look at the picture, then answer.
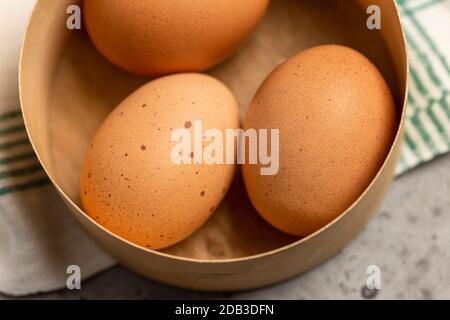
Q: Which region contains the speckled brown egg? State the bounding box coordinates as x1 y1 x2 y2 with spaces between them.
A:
83 0 269 76
80 73 239 249
242 45 397 237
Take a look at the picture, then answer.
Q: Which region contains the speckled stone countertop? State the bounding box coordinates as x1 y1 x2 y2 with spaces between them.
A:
2 153 449 300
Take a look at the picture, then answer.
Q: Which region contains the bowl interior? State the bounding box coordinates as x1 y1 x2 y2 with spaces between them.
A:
25 0 403 260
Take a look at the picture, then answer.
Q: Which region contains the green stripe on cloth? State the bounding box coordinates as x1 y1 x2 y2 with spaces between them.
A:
0 138 29 151
410 114 439 156
0 177 50 196
0 110 21 122
403 29 441 87
0 124 25 136
0 152 37 165
396 0 450 175
0 164 43 180
406 0 448 14
0 108 47 195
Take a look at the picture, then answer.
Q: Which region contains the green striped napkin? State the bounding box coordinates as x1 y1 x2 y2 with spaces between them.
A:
0 0 114 297
0 110 49 194
0 107 114 297
396 0 450 175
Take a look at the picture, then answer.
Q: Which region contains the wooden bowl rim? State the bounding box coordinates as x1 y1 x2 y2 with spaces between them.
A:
18 0 408 264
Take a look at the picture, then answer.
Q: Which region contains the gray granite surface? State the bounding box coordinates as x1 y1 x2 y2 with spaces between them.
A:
1 153 449 300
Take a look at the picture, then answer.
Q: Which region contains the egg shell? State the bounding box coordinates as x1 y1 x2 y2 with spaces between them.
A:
80 73 240 249
242 45 398 237
83 0 269 76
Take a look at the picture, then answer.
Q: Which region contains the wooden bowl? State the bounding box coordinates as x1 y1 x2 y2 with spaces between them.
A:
19 0 407 291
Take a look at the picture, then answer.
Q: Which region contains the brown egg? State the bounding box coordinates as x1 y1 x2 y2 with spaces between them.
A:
242 45 397 237
80 73 240 249
83 0 269 76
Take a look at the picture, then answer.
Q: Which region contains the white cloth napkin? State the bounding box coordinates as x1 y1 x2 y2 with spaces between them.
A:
0 0 114 297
